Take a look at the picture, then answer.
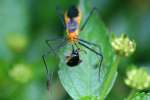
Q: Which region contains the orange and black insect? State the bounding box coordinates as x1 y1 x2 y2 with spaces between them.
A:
42 5 103 90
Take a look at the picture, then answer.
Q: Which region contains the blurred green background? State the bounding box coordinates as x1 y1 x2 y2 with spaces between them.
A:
0 0 150 100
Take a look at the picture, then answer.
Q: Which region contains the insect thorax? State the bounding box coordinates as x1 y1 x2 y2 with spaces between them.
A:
67 19 78 33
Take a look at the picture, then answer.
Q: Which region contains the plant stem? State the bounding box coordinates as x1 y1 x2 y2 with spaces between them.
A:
126 89 137 100
100 56 120 100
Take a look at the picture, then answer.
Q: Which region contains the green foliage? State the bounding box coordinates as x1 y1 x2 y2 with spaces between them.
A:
0 0 149 100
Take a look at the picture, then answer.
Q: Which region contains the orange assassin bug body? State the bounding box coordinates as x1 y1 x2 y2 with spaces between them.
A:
64 6 81 43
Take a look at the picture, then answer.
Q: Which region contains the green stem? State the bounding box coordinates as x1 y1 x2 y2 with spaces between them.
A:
100 56 120 100
126 89 137 100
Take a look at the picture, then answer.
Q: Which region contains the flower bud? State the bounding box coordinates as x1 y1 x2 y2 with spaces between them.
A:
124 65 150 90
9 63 32 83
111 33 136 57
6 33 28 52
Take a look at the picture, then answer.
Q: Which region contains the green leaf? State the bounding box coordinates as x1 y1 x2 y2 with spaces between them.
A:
58 0 117 99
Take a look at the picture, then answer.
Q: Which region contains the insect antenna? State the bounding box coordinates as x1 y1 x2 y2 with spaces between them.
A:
56 5 66 29
80 7 97 31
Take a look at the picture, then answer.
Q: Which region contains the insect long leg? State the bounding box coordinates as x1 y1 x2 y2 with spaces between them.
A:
42 55 52 90
42 37 67 90
78 41 103 80
80 7 96 31
78 38 100 48
74 43 80 50
72 44 75 51
56 6 66 29
46 37 67 56
78 38 102 58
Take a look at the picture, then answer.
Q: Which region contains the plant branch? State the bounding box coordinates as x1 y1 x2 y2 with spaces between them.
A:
126 89 137 100
100 56 120 100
